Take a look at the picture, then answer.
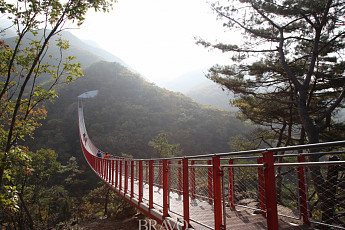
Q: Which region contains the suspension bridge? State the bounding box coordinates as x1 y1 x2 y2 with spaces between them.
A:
78 98 345 230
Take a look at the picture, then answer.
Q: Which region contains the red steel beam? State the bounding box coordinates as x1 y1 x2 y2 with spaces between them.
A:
182 158 191 229
115 158 118 188
297 155 310 226
163 159 169 218
228 159 235 209
119 159 122 191
139 161 143 203
257 157 265 215
212 155 224 230
124 160 128 194
262 151 279 230
191 160 195 199
178 160 182 195
131 160 134 198
149 160 154 210
208 160 213 204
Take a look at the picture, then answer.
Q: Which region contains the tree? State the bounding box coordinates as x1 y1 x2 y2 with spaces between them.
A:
0 0 113 212
0 148 62 229
148 132 183 158
198 0 345 226
232 91 302 147
198 0 345 145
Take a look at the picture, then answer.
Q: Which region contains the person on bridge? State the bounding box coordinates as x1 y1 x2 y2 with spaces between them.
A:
104 152 110 159
97 150 102 158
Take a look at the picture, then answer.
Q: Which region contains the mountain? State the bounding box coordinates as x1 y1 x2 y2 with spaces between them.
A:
58 31 132 70
159 68 237 111
0 19 16 38
30 61 252 162
2 25 131 70
2 22 249 161
185 81 238 112
158 68 209 93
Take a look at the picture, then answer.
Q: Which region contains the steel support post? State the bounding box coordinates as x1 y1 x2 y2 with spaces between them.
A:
124 160 128 194
94 157 96 173
111 160 114 185
115 158 118 188
119 159 122 191
139 161 143 203
297 155 310 226
212 156 224 230
109 160 111 183
101 159 104 178
98 158 100 174
149 160 154 209
97 158 99 175
257 157 265 215
103 159 105 180
178 160 182 195
262 151 279 230
107 159 109 182
99 158 102 176
131 160 134 198
159 160 162 188
191 160 195 199
108 160 111 183
182 158 191 229
103 159 106 179
99 158 101 177
228 159 235 209
104 159 106 179
103 159 107 180
146 161 149 183
208 160 213 204
163 160 169 218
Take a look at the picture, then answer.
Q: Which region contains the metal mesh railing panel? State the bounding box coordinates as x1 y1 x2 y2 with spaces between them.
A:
306 163 345 229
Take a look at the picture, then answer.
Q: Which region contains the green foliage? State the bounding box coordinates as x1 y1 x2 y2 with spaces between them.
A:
0 0 114 225
228 135 258 152
198 1 345 224
0 148 104 228
198 0 345 146
148 132 183 158
86 183 133 219
30 61 251 162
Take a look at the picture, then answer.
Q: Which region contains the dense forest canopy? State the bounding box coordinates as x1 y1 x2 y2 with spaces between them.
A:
0 0 116 228
31 61 251 162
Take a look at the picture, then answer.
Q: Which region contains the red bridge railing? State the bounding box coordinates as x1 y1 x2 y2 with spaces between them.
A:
78 98 345 230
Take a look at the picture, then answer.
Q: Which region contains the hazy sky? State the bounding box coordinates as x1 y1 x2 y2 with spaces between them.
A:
71 0 234 84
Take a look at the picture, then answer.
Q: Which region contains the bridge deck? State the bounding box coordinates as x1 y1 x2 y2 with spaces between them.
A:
78 100 345 230
98 172 306 230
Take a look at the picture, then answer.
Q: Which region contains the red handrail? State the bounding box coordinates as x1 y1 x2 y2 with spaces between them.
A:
78 98 345 230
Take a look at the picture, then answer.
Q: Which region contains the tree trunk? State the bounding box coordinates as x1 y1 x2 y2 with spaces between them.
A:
295 92 340 228
18 192 35 230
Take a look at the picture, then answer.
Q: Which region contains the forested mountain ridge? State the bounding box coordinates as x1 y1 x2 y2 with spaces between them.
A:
159 68 238 111
1 21 250 162
185 81 238 112
2 27 130 69
31 61 251 162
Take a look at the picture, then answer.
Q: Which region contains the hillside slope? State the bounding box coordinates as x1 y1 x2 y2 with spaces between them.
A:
3 28 130 69
185 81 238 112
159 68 238 111
31 61 251 162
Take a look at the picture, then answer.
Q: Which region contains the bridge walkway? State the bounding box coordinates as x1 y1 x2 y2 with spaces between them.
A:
78 97 345 230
